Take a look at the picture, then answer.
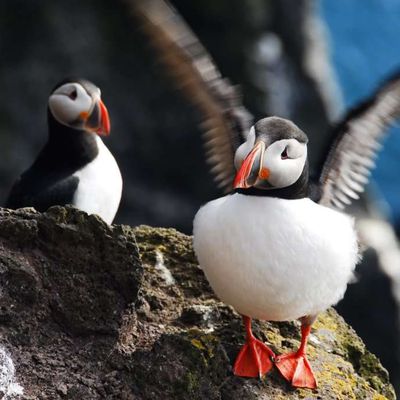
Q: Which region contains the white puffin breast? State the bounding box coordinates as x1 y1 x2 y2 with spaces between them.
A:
72 136 122 225
193 194 359 321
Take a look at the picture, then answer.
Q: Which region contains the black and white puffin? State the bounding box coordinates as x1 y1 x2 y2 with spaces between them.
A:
134 0 400 389
6 78 122 225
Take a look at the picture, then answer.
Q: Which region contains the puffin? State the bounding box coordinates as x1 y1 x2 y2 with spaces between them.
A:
134 0 400 389
6 78 122 225
193 116 359 389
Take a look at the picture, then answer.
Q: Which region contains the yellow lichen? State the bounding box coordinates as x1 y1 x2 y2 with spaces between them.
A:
315 363 358 400
191 338 206 351
374 395 390 400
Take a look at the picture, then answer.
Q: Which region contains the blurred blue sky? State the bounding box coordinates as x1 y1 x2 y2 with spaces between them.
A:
320 0 400 222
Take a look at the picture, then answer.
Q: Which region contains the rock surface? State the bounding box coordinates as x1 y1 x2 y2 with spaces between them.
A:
0 207 395 399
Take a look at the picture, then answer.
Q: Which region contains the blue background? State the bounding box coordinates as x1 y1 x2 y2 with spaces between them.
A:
320 0 400 222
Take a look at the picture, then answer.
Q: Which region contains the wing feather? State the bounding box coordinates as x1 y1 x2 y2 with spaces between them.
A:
318 72 400 209
129 0 253 191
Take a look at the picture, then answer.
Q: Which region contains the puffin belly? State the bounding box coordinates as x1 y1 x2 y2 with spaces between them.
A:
193 193 359 321
72 137 122 224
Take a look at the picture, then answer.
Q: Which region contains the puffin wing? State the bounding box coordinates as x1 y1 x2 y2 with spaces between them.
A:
131 0 253 191
318 72 400 210
6 173 79 212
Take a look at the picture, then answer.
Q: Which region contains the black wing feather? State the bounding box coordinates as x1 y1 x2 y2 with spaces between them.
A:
130 0 253 191
318 71 400 209
6 173 79 212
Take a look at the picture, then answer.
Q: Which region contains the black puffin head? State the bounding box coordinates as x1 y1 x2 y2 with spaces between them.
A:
233 116 309 199
47 77 110 137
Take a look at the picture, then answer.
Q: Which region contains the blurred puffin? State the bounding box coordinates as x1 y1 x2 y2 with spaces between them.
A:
6 78 122 225
135 0 400 389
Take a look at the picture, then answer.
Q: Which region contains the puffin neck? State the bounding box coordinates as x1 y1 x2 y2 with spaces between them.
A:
47 112 99 156
235 162 310 200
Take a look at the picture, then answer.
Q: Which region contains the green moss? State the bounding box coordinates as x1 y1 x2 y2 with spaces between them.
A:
183 371 201 395
260 324 284 349
358 351 391 391
312 310 395 399
188 330 219 361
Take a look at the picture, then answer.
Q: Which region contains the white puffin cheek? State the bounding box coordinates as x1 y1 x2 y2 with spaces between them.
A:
263 144 307 188
234 126 256 170
48 86 92 126
287 142 304 159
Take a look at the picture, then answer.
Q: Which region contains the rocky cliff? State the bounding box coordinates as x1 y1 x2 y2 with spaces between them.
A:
0 207 395 399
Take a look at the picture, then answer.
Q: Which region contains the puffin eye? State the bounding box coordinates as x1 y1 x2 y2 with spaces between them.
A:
281 147 289 160
68 89 78 100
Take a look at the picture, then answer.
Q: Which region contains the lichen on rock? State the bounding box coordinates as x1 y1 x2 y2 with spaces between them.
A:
0 207 395 399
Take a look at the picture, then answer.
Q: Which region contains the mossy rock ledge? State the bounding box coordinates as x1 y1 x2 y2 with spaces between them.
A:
0 206 395 399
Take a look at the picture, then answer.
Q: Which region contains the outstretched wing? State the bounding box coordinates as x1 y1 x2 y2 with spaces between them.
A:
130 0 253 191
318 72 400 209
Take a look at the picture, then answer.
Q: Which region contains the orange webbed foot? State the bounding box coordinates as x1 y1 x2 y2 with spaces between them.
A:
233 315 275 378
233 335 275 378
275 351 317 389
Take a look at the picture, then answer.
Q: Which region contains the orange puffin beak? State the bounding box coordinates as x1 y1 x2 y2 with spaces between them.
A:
97 99 111 136
80 98 111 136
233 141 270 189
